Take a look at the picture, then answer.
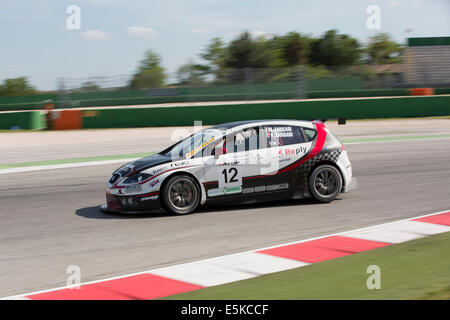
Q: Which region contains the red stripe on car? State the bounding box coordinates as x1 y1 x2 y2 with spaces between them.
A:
276 121 327 175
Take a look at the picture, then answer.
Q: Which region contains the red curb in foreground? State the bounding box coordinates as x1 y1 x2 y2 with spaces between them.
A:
257 236 390 263
27 274 203 300
413 212 450 226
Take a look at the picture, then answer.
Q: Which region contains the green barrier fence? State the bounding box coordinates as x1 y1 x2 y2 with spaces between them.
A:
0 93 57 111
81 96 450 129
307 77 363 91
435 88 450 95
408 37 450 47
307 88 410 99
1 85 449 111
0 111 45 130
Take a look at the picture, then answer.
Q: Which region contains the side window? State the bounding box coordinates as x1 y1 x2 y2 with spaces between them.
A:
262 126 304 147
230 127 259 152
208 127 259 155
303 128 317 142
281 126 305 145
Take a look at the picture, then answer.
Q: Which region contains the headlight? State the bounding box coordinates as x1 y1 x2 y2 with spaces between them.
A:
122 173 152 184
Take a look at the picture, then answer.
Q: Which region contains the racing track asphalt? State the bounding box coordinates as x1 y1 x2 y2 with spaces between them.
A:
0 138 449 297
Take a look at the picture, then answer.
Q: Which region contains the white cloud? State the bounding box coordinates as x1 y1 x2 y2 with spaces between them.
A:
387 0 401 6
127 26 157 39
249 30 275 38
80 29 110 40
191 28 209 34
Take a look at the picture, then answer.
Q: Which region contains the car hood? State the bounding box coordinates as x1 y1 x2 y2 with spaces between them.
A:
131 153 172 172
114 153 172 177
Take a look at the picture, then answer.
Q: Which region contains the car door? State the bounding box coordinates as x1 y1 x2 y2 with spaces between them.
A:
203 127 263 198
255 124 312 186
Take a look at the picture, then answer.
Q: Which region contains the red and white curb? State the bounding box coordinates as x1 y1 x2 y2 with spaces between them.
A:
2 210 449 300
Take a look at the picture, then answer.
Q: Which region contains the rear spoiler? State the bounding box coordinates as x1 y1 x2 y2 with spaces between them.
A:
311 118 347 125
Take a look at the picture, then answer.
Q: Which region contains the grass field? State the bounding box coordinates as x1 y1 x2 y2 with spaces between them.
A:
166 232 450 300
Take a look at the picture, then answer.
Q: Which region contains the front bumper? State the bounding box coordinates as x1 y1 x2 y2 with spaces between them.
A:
344 178 357 192
103 192 161 213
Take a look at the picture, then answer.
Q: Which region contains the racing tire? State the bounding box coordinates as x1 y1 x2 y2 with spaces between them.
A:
308 164 342 203
161 174 201 215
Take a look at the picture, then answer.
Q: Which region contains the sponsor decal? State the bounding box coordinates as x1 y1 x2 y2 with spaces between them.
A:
150 178 160 188
152 167 166 175
124 184 142 193
221 160 239 166
140 196 158 201
278 183 289 190
266 126 293 138
170 161 190 168
207 188 225 197
207 186 243 197
224 186 242 194
296 146 308 155
254 186 266 192
243 187 255 194
279 146 308 157
243 184 288 194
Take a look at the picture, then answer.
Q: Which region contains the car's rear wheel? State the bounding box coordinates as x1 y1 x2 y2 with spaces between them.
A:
308 164 342 203
161 174 200 215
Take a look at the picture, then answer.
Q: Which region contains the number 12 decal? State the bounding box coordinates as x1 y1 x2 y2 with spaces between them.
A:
222 167 238 183
218 166 242 188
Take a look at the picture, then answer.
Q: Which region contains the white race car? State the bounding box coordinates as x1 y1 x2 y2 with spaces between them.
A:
101 120 356 215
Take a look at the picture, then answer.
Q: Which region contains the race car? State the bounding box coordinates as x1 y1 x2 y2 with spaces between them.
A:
101 120 357 215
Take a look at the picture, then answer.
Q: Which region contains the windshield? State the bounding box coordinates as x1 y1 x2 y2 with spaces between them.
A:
161 128 225 160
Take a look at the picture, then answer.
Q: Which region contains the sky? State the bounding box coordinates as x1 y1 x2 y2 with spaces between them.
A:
0 0 449 90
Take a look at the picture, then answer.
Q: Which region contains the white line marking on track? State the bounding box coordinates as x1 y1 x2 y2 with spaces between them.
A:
345 136 450 145
344 220 450 243
0 158 139 175
1 209 448 300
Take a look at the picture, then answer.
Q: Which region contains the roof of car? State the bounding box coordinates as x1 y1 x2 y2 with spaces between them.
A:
210 119 312 130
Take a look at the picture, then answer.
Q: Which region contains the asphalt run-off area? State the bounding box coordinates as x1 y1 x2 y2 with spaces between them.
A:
0 118 449 297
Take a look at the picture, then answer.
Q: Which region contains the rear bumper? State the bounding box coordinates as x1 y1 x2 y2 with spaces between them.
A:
344 178 357 192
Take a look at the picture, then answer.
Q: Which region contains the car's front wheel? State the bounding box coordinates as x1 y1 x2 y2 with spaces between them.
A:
161 174 200 215
308 164 342 203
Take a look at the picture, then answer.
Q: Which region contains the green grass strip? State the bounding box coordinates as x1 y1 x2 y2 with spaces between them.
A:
343 133 450 143
0 152 155 170
166 232 450 300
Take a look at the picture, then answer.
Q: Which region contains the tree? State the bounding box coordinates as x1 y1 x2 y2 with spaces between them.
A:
224 32 273 69
309 30 362 67
199 37 226 71
176 62 209 85
276 32 310 66
0 77 37 96
130 50 166 89
366 33 404 64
